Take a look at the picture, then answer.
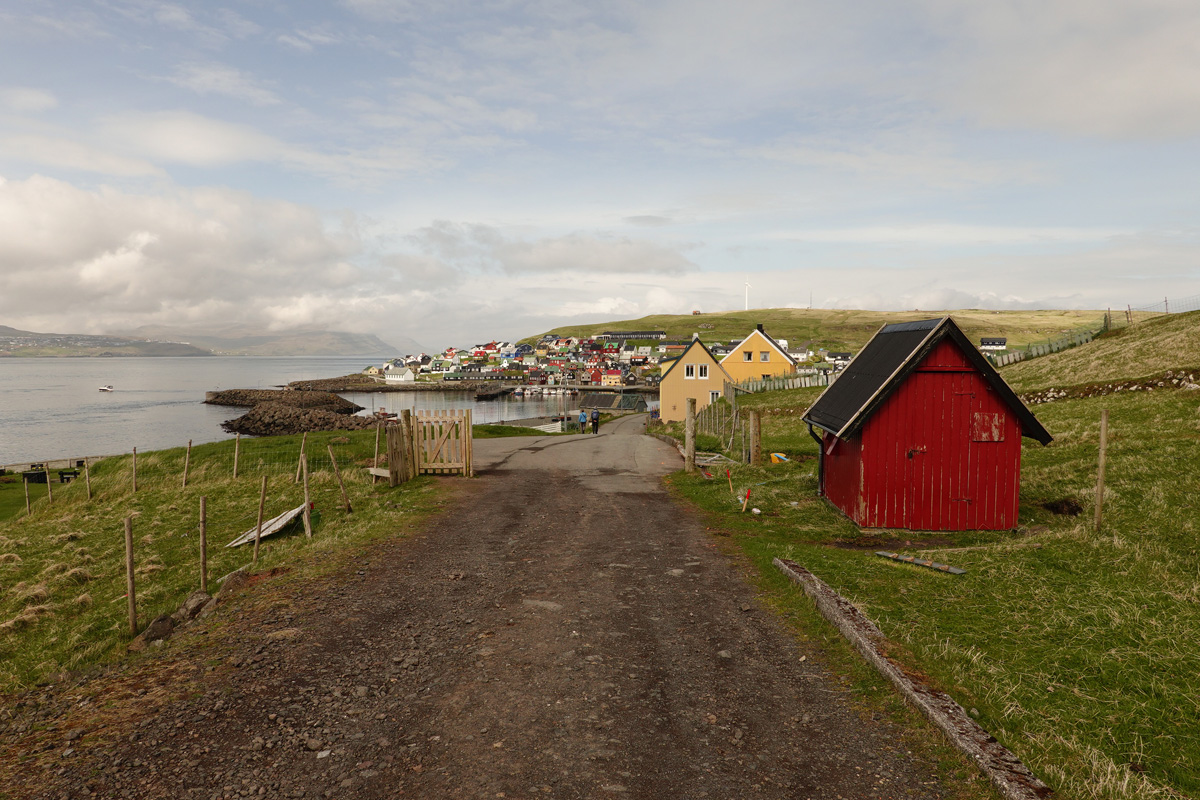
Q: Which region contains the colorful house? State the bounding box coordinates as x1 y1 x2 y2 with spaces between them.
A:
721 324 797 383
658 337 732 423
802 317 1052 531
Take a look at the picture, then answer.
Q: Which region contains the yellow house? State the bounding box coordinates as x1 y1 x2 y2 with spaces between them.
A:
721 324 797 383
658 337 732 423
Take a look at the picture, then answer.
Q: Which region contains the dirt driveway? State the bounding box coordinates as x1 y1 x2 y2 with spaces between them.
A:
11 416 946 799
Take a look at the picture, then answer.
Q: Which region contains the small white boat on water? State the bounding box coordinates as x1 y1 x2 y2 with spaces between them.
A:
98 385 114 392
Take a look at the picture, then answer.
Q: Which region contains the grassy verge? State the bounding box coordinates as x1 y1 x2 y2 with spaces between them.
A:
663 388 1200 800
0 430 446 693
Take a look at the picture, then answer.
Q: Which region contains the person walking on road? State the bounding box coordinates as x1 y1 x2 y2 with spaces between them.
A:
578 409 588 434
590 408 600 434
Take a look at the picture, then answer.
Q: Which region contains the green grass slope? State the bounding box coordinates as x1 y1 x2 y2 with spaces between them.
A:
529 307 1104 353
1001 310 1200 392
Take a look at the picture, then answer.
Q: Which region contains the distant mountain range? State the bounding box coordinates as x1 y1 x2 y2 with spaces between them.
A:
0 325 419 357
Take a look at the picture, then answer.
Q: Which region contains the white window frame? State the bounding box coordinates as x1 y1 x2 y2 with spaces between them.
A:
709 390 721 404
760 351 770 362
684 364 695 379
698 364 709 379
743 351 752 362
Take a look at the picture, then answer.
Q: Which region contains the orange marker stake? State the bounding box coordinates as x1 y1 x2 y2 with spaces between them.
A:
727 469 734 493
741 488 751 513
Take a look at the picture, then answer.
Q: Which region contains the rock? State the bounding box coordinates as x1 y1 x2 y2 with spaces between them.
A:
521 599 563 612
174 590 212 623
128 614 175 652
717 650 732 659
215 569 249 602
306 738 323 751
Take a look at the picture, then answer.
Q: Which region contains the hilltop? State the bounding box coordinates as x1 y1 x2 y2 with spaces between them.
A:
527 307 1105 352
113 325 415 357
1000 309 1200 392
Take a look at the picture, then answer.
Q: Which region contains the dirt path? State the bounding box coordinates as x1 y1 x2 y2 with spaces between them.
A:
10 417 946 799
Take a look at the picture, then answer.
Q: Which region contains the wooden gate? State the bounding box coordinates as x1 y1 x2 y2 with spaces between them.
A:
414 409 473 477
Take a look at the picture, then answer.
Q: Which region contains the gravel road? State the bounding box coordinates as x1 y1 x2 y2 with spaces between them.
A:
11 415 946 799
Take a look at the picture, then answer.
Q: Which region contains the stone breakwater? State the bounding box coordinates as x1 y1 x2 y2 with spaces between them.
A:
220 402 380 436
205 389 371 436
204 389 363 412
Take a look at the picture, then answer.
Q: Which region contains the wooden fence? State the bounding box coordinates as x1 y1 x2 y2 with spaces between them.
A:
373 409 474 485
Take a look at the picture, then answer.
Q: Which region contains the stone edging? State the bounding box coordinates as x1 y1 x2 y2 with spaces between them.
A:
648 431 685 457
773 558 1052 800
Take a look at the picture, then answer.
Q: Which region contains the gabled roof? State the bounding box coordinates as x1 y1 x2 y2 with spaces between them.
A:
659 338 731 382
722 324 797 366
803 317 1052 445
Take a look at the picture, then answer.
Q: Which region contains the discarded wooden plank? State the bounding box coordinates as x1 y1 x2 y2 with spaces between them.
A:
226 503 307 548
875 551 966 575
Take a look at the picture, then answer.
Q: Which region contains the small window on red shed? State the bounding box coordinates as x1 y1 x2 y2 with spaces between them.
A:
972 412 1005 442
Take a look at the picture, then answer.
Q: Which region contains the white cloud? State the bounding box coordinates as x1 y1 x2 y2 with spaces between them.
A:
0 87 58 113
99 111 279 166
166 63 281 106
771 224 1133 247
409 221 696 275
923 0 1200 138
0 135 164 177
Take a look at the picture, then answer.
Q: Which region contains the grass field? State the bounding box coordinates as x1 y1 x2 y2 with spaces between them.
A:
0 430 445 691
1002 309 1200 392
659 365 1200 798
527 307 1107 354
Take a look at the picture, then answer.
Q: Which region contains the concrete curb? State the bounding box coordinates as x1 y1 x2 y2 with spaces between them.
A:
773 558 1052 800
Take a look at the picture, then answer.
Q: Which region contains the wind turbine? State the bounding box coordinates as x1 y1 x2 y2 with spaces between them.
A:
744 278 752 311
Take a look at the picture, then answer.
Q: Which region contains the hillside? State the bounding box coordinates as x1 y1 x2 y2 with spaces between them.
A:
1000 310 1200 392
111 325 417 357
529 308 1105 353
0 326 212 357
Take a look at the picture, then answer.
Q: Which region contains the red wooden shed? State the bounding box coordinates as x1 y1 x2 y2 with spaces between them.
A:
802 317 1052 531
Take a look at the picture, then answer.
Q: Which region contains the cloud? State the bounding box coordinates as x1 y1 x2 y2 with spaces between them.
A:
98 111 279 166
771 223 1133 247
922 0 1200 138
165 63 281 106
0 135 164 177
408 221 696 275
0 87 58 113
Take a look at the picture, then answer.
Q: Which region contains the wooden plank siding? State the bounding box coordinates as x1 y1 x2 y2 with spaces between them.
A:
822 338 1023 531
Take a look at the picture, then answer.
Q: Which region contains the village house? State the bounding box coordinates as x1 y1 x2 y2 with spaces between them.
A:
802 317 1052 531
721 324 797 383
658 336 733 423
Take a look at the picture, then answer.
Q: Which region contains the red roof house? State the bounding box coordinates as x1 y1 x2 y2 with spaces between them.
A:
802 317 1052 531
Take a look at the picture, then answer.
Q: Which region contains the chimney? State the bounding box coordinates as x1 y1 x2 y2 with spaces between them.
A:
757 323 764 333
692 332 699 340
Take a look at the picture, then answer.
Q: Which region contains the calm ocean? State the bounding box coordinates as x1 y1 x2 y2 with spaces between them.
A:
0 357 583 466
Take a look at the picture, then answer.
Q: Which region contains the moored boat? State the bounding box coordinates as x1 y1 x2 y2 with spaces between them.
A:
98 385 114 392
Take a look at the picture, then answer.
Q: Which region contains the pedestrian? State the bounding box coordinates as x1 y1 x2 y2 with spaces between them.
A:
590 407 600 434
578 408 587 434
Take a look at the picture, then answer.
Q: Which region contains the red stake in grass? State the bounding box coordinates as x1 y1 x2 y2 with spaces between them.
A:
726 468 733 493
741 488 751 513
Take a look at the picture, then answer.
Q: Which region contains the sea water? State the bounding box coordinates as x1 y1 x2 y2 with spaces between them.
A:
0 357 587 465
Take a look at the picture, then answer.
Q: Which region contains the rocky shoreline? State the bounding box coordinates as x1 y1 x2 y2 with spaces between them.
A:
205 388 374 436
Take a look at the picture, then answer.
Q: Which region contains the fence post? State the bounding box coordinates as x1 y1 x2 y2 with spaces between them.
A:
84 457 92 501
328 445 352 513
749 409 762 466
233 433 241 480
124 517 137 636
685 398 696 473
199 496 207 594
132 447 137 494
23 476 30 516
301 455 312 539
44 466 53 505
182 439 192 489
465 409 474 478
372 423 382 484
294 432 307 483
253 475 267 565
1095 409 1108 536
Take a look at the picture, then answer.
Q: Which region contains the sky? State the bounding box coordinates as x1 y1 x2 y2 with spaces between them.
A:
1 0 1199 351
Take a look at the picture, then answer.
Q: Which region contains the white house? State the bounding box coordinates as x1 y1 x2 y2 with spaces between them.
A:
384 366 416 383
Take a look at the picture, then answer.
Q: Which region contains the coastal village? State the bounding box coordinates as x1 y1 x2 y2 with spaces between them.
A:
367 324 859 420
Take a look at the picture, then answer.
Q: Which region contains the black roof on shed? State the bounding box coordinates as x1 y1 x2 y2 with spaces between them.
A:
802 317 1052 445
